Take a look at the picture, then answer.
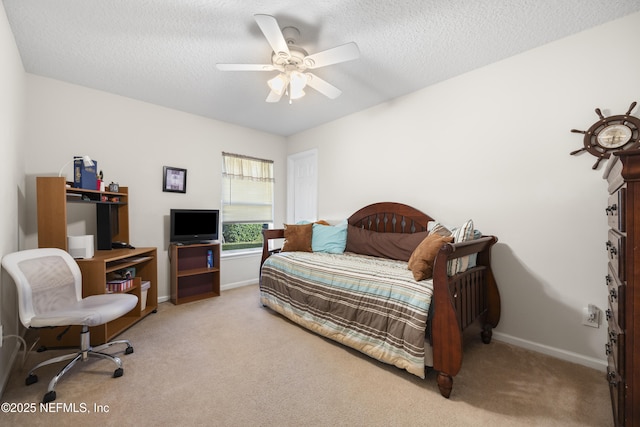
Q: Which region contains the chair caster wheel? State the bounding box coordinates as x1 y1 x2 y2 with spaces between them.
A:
42 391 56 403
25 374 38 386
113 367 123 378
125 346 134 355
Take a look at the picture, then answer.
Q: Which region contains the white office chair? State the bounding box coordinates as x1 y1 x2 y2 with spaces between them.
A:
1 248 138 403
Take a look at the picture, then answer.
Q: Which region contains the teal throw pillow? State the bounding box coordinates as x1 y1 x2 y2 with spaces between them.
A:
312 220 348 253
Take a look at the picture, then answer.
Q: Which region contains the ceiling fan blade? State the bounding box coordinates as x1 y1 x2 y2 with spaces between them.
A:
303 42 360 69
216 64 276 71
266 90 283 103
305 73 342 99
254 14 290 60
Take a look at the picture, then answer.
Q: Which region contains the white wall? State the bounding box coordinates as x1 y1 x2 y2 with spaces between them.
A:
0 3 26 395
23 75 288 300
287 12 640 369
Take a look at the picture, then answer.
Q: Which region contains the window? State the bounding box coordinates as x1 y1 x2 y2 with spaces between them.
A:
221 152 274 252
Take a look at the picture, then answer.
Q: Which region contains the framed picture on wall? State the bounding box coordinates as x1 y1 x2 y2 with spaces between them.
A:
163 166 187 193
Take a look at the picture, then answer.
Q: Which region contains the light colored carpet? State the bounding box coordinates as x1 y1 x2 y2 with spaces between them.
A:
1 284 612 426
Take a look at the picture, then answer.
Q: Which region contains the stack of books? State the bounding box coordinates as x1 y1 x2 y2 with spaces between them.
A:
106 278 134 293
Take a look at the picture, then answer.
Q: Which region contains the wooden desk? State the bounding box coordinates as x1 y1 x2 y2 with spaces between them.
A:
39 247 158 348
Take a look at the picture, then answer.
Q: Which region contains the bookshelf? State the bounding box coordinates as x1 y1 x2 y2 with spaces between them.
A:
36 176 129 251
169 242 220 304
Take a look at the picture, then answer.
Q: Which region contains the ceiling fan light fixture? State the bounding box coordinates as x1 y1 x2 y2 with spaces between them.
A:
289 71 308 95
267 73 289 95
290 89 305 100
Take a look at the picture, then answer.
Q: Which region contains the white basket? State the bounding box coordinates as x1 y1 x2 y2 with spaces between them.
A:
141 281 151 310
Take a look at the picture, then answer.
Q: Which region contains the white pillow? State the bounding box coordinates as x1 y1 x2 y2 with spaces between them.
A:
447 219 475 275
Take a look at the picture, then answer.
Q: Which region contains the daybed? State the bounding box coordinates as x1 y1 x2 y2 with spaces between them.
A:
259 202 500 398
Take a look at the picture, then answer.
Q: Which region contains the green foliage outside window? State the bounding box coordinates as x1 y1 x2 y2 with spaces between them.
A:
222 223 265 251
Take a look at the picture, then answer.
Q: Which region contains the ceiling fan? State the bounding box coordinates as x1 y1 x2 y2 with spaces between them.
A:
216 14 360 104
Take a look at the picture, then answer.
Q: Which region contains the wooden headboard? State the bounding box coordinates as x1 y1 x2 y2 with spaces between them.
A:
261 202 435 265
347 202 434 234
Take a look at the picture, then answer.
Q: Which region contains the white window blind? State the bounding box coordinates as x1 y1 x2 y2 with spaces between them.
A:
222 152 274 223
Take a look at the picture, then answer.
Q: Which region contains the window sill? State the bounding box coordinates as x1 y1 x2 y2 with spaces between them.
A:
220 248 262 259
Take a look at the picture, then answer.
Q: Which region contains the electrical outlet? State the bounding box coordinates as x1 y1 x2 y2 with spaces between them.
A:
582 304 600 328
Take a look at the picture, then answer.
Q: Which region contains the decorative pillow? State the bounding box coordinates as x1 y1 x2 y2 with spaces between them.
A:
281 223 313 252
312 220 348 253
428 222 452 237
408 233 454 281
447 219 475 275
467 229 482 269
345 225 429 262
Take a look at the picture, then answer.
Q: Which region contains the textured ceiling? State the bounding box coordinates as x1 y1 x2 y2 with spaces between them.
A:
4 0 640 136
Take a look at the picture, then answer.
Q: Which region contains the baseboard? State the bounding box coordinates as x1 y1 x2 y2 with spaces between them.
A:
156 280 257 303
0 339 23 399
221 279 258 291
493 331 607 372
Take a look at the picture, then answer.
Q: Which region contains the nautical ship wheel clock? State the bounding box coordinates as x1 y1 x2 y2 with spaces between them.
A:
571 101 640 169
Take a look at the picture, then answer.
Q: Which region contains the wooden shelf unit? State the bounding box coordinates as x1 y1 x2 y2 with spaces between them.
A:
35 176 157 347
36 176 129 250
170 242 220 304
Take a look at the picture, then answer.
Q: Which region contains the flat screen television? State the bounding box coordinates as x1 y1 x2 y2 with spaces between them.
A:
170 209 219 244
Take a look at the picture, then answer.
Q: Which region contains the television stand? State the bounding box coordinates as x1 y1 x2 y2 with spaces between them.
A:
169 242 220 304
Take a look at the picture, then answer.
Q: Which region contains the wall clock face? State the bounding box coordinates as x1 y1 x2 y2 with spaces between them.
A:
571 101 640 169
597 124 632 149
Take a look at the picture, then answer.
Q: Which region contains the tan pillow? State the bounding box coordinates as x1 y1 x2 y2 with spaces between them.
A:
281 223 313 252
408 234 454 281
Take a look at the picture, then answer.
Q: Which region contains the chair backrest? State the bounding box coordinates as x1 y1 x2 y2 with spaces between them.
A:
1 248 82 328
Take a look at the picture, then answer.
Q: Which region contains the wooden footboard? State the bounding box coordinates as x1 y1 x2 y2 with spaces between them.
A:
430 235 500 398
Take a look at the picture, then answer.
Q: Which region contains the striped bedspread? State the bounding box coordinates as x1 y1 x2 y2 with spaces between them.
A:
260 251 433 378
